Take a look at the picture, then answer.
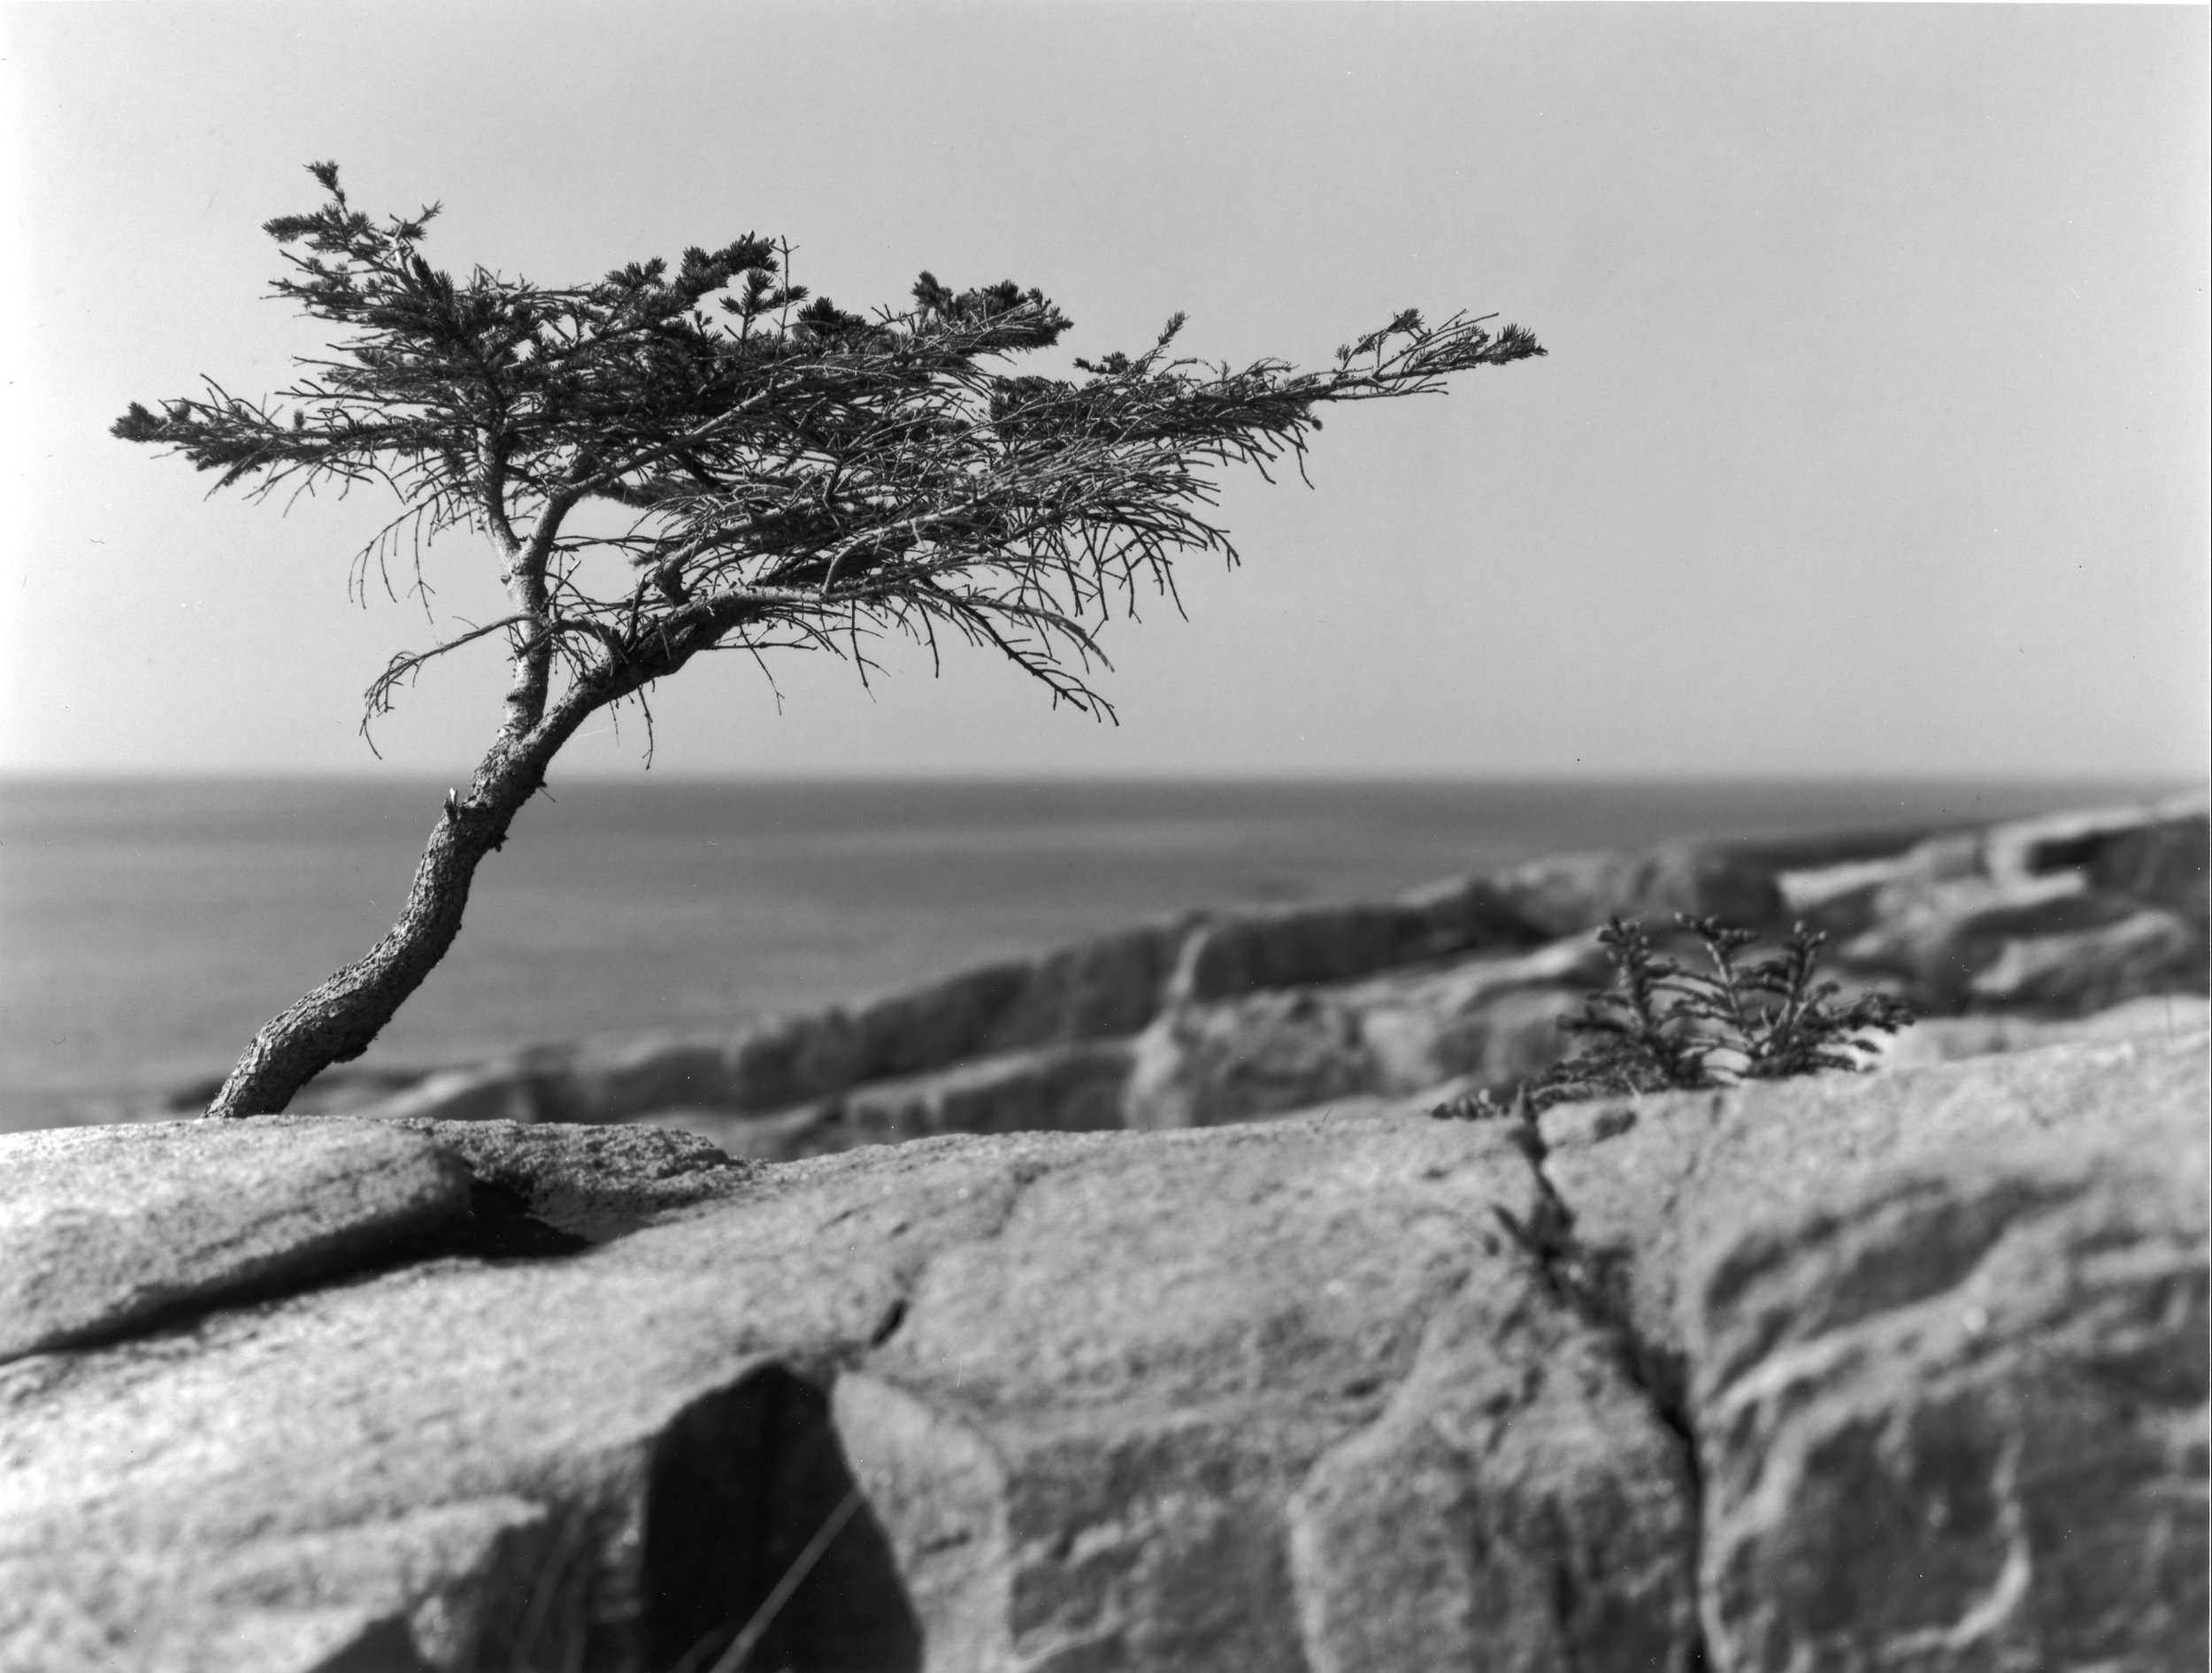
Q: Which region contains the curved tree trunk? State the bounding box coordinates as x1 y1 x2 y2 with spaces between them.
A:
204 733 565 1118
204 595 730 1119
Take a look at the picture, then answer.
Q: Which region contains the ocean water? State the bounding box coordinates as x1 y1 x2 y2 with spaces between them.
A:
0 775 2189 1131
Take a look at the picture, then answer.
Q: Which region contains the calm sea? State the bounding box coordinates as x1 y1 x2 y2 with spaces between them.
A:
0 775 2190 1132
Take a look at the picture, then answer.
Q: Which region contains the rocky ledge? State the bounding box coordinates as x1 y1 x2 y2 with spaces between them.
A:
4 1032 2203 1671
259 793 2209 1156
8 795 2205 1672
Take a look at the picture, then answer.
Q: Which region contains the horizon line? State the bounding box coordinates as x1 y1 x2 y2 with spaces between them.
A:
3 766 2205 793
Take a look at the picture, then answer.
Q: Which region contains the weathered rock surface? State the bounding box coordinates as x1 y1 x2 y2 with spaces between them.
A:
1164 880 1546 1004
1540 1034 2209 1673
0 1124 1022 1673
1123 938 1609 1131
1871 991 2211 1068
831 1117 1680 1672
1689 1096 2207 1670
5 1033 2203 1672
1539 1033 2209 1360
649 1040 1135 1163
1965 903 2205 1011
0 1119 468 1365
3 1109 1664 1673
1808 798 2210 1013
1490 840 1789 941
349 925 1195 1132
1284 1263 1701 1673
1125 988 1383 1132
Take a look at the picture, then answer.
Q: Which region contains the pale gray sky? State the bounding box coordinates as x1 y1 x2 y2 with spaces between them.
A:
2 2 2206 781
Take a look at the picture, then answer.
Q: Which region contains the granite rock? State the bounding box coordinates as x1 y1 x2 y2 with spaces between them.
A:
663 1041 1134 1163
1807 799 2210 1014
1870 992 2212 1069
1540 1033 2210 1372
1538 1035 2209 1673
2 1107 1701 1672
832 1111 1700 1671
1492 841 1788 941
2088 810 2211 921
1123 937 1608 1132
1965 904 2206 1012
382 1117 753 1241
0 1118 468 1366
1286 1262 1701 1673
0 1125 1029 1673
1124 988 1382 1130
1168 882 1544 1005
1687 1064 2208 1669
5 1034 2205 1672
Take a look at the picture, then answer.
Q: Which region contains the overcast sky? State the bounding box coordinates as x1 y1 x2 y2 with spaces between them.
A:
2 3 2205 782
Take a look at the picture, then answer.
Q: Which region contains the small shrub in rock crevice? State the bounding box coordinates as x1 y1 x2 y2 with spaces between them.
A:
1436 915 1916 1121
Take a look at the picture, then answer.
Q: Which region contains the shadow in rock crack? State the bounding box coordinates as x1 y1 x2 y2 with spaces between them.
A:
644 1366 921 1673
1494 1116 1711 1672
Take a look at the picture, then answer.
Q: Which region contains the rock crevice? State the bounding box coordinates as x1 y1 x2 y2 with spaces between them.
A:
1473 1103 1715 1673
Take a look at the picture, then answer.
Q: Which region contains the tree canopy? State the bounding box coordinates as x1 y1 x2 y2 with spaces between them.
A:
119 162 1544 748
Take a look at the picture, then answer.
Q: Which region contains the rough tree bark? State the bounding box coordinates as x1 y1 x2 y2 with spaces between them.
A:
206 748 548 1118
208 749 554 1117
205 595 739 1117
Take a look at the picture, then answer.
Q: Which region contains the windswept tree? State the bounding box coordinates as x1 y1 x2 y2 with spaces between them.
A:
118 163 1545 1119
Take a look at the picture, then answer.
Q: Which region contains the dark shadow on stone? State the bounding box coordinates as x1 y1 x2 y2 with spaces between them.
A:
307 1616 438 1673
643 1365 922 1673
34 1176 590 1365
444 1178 591 1260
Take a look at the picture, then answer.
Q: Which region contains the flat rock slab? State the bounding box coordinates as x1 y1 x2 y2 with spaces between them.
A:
0 1118 470 1365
